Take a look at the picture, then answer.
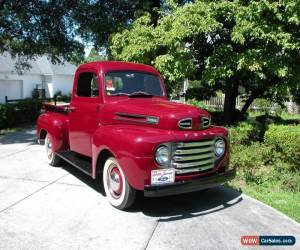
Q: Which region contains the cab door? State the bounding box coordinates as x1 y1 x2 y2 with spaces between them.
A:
68 70 101 157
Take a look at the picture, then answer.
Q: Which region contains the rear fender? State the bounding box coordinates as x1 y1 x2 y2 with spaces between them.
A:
37 113 69 152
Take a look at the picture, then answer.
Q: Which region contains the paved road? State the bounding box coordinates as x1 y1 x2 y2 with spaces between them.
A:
0 127 299 250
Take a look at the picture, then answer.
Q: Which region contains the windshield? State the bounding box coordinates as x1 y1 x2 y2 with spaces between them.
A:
105 71 164 97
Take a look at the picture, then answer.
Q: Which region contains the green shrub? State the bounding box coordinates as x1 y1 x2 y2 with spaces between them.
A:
229 120 263 145
230 142 273 185
279 173 300 193
264 125 300 169
186 98 209 110
229 121 300 193
229 122 255 145
54 91 71 103
251 98 273 114
0 98 42 129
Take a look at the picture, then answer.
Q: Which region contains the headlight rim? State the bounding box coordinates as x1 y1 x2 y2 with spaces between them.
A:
215 137 226 158
155 144 171 167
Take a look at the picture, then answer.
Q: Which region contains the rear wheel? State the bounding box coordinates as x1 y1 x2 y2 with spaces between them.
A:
45 134 61 166
103 157 136 210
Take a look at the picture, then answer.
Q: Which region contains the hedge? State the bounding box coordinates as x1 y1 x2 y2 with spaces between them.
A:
229 122 300 192
0 98 42 129
265 125 300 169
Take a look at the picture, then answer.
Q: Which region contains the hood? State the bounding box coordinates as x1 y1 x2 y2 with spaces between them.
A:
100 98 211 130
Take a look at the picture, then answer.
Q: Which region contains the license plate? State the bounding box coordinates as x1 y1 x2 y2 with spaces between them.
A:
151 168 175 185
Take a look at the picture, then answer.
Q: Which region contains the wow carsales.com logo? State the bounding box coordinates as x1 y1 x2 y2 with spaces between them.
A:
241 236 296 246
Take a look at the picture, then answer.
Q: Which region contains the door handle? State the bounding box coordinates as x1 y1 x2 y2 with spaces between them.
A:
68 106 76 112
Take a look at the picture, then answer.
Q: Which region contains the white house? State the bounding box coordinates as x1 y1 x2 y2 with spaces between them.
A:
0 53 76 103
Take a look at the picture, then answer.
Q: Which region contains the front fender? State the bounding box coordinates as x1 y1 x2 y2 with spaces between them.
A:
92 125 176 189
92 124 230 190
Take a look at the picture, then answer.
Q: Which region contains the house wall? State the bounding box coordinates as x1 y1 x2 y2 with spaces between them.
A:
52 75 74 96
0 72 42 102
0 73 75 103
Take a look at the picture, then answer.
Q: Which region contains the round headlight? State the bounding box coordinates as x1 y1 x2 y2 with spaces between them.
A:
215 138 225 158
155 146 170 166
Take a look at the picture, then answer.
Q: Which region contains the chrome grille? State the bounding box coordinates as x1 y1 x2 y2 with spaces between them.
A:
178 118 192 129
172 139 215 174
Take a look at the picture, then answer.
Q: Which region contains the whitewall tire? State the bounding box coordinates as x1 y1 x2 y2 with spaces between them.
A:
103 157 136 210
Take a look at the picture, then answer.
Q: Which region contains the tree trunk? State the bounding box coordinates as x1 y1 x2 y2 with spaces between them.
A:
240 93 256 116
148 0 161 26
223 78 239 124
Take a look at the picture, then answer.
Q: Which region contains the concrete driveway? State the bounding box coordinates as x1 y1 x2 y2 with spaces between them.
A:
0 127 299 250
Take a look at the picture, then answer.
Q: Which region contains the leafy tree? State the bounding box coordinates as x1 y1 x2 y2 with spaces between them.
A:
0 0 84 64
110 0 300 123
0 0 192 67
0 0 165 65
84 48 107 62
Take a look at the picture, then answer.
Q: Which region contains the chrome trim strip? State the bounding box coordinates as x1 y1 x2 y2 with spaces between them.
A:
201 116 211 129
178 118 192 129
115 112 159 125
115 112 146 119
115 117 147 124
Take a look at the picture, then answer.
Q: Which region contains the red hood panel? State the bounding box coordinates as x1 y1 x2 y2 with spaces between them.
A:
100 98 210 130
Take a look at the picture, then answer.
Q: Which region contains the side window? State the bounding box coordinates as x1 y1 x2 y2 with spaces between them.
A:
76 72 99 97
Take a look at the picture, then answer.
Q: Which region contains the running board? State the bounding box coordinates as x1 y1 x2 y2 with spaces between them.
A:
56 151 92 176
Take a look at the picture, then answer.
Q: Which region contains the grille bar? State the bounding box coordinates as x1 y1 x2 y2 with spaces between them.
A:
174 152 214 162
176 140 214 148
175 146 214 155
173 158 214 168
175 164 214 174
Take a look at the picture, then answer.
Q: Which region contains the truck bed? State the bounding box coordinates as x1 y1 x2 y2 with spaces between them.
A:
43 102 70 114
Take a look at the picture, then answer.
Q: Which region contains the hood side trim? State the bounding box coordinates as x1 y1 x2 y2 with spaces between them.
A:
114 112 159 125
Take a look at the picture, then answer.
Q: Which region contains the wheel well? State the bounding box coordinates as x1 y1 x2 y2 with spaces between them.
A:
40 129 47 140
96 149 114 175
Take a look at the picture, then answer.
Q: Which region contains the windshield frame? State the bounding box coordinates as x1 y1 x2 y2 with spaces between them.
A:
103 70 166 98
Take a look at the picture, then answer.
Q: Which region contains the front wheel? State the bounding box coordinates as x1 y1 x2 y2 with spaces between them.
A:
103 157 136 210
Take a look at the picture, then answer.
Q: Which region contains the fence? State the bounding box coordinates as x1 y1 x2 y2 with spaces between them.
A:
201 96 299 114
5 95 58 105
202 96 246 110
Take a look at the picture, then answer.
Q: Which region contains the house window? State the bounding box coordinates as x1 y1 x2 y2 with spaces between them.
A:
76 72 99 97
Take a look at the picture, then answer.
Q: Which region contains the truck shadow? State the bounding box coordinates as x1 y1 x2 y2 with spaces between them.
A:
62 162 242 221
61 163 106 195
135 186 243 222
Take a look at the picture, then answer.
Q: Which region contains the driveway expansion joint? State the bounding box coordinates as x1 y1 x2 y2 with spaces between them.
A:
0 175 51 184
0 173 69 214
144 220 159 250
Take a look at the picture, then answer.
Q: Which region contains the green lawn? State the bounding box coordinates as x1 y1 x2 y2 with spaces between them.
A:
229 181 300 223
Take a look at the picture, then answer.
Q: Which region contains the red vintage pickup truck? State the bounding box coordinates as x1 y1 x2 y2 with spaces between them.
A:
37 61 235 210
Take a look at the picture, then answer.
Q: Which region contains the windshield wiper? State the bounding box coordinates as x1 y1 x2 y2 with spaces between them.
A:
110 92 129 96
128 91 153 98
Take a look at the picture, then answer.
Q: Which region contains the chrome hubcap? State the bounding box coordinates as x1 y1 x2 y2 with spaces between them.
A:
107 164 123 198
